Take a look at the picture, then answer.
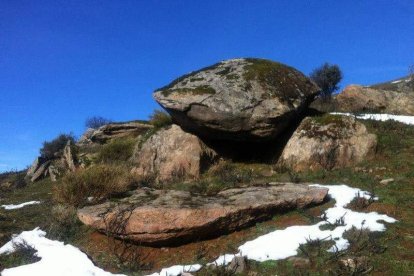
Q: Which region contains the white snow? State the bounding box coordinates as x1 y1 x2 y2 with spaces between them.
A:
1 201 41 210
1 185 397 276
149 184 397 275
0 228 125 276
331 112 414 126
391 80 402 84
146 264 202 276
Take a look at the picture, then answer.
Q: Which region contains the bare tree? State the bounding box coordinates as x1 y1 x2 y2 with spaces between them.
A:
85 116 112 129
310 63 343 101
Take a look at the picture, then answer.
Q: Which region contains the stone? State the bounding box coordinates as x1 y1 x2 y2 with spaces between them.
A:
131 124 218 183
380 178 394 185
30 161 51 182
278 115 377 172
26 157 42 178
48 165 59 182
227 256 248 274
63 140 76 172
85 121 153 144
335 85 414 115
77 183 328 245
154 58 319 142
339 256 370 273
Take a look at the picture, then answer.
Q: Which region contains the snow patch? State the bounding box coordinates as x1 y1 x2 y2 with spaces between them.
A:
0 228 125 276
391 80 402 84
146 264 202 276
331 112 414 125
1 201 41 210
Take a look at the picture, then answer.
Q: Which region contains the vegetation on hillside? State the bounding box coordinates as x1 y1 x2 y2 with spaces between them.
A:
40 133 76 160
85 116 112 129
310 62 343 101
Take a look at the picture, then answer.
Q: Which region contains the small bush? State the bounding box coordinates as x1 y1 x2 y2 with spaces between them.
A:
97 138 136 164
149 109 172 128
47 204 81 242
212 162 255 185
85 116 112 129
310 63 343 101
53 165 138 207
40 133 76 160
0 241 40 271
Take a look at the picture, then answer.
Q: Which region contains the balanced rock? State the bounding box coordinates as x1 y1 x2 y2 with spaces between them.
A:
278 115 377 171
77 183 328 245
335 85 414 115
154 58 320 141
131 124 217 182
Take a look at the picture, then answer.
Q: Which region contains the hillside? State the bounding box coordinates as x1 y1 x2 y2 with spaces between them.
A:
370 75 414 92
1 59 414 276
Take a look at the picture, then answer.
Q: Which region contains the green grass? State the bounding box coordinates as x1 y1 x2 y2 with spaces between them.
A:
97 137 137 164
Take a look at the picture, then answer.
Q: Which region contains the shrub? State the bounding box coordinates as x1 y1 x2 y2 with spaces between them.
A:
85 116 112 129
53 165 138 207
40 133 76 160
310 63 343 101
0 241 40 271
97 138 136 164
149 109 172 128
47 204 81 242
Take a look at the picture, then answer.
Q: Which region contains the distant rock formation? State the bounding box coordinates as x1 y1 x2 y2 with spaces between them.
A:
131 124 218 183
77 183 328 245
278 115 377 172
335 85 414 115
27 140 79 182
154 58 319 142
78 121 153 145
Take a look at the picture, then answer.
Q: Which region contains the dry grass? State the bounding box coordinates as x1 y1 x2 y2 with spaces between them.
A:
53 165 139 207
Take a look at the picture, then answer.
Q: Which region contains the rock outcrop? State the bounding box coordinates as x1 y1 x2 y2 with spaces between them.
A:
30 160 51 182
278 115 377 172
131 124 217 182
63 141 76 172
78 121 153 144
335 85 414 115
154 58 319 142
77 183 329 245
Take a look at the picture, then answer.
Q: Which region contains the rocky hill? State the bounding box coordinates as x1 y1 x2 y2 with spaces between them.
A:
1 58 414 275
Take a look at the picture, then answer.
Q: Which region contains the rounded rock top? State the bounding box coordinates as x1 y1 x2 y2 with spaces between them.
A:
154 58 320 141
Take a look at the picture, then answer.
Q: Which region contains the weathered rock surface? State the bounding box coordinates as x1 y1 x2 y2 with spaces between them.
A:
63 141 76 172
30 160 51 182
77 183 328 245
78 121 153 144
26 157 42 178
278 115 377 172
154 58 319 141
131 124 217 182
335 85 414 115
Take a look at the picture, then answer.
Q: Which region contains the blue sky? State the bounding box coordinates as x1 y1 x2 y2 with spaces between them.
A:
1 0 413 172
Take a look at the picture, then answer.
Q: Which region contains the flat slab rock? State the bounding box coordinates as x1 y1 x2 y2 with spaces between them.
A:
77 183 328 245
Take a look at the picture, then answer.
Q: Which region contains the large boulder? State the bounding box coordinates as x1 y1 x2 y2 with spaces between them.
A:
77 183 328 245
154 58 320 142
335 85 414 115
278 115 377 172
78 121 153 144
131 124 217 182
